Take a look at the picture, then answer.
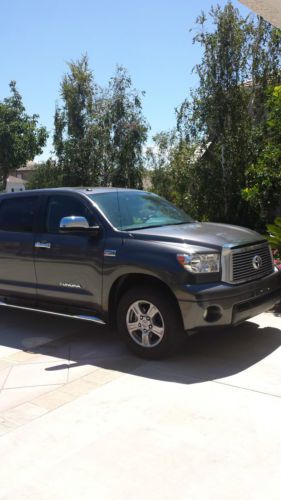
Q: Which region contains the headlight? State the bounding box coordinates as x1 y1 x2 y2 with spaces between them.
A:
177 253 220 273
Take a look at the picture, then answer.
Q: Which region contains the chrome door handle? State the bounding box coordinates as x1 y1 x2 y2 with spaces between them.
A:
34 242 51 249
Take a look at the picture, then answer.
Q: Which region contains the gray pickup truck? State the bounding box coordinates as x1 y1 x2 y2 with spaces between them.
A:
0 187 280 358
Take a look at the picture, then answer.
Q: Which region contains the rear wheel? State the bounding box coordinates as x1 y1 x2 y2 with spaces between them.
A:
117 286 184 359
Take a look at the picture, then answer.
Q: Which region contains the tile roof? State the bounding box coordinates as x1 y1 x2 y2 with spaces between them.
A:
7 176 28 184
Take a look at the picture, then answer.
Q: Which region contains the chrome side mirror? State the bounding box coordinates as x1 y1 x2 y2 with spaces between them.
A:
59 216 100 233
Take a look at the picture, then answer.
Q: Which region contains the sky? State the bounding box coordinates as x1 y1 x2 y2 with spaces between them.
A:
0 0 252 160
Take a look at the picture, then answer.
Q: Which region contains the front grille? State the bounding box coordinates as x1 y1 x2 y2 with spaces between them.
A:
231 243 273 283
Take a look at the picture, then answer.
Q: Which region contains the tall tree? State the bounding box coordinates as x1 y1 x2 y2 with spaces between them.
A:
0 81 47 190
108 66 148 189
53 57 148 189
53 54 100 186
178 3 253 223
176 2 281 227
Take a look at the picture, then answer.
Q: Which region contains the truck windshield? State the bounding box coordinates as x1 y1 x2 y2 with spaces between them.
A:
89 191 194 230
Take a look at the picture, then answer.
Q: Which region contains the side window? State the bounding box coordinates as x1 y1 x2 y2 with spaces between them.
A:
0 196 38 232
45 195 93 233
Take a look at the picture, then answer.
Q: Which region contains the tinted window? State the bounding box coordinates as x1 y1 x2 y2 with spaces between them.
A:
0 196 39 232
89 191 193 230
45 195 93 233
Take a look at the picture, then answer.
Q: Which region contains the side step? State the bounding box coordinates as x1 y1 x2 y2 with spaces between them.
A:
0 300 106 325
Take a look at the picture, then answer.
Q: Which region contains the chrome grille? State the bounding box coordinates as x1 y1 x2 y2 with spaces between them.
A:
231 243 273 283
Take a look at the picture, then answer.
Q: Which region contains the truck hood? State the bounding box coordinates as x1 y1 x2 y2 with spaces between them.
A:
128 222 265 249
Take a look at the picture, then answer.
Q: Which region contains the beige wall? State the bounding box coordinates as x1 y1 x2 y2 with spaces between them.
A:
6 181 26 193
239 0 281 28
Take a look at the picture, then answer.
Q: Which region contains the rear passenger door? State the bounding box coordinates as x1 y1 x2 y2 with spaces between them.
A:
34 193 104 311
0 195 39 299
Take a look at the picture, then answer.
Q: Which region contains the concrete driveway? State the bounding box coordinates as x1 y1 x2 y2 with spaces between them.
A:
0 308 281 500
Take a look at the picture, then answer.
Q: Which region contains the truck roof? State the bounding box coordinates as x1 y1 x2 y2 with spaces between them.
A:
0 187 141 198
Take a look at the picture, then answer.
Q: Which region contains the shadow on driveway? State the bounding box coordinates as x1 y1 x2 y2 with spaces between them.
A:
0 308 280 388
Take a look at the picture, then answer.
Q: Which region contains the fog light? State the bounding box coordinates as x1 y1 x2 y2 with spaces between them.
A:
203 305 222 323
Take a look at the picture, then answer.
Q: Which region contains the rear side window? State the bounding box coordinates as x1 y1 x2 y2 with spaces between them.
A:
45 195 93 233
0 196 39 232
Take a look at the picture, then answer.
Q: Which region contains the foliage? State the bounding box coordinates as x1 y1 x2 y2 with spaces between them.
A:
0 81 47 190
177 4 249 223
146 131 176 200
107 66 148 189
53 56 148 189
266 216 281 252
172 2 281 227
243 85 281 223
147 132 199 217
53 55 100 186
27 160 63 189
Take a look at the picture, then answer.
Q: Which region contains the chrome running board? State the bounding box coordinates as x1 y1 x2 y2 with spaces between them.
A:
0 300 106 325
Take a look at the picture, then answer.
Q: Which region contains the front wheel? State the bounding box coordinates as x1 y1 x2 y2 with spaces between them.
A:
117 286 184 359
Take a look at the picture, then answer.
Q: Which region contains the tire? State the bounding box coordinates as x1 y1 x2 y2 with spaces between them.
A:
117 286 184 359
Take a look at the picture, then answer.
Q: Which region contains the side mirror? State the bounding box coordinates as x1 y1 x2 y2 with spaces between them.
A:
59 216 100 233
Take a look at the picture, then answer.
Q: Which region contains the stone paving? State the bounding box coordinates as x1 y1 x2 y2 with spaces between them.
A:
0 308 141 434
0 307 281 499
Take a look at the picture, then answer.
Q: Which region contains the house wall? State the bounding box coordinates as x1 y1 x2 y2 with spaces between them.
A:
17 170 35 181
6 181 26 193
239 0 281 29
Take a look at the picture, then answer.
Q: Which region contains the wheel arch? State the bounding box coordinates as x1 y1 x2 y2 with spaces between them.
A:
107 273 183 328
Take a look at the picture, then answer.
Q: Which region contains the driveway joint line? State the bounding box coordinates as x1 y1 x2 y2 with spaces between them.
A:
1 382 64 391
66 343 71 383
211 379 281 399
1 364 14 391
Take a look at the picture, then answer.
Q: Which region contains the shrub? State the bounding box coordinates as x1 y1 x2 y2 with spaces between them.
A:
266 217 281 269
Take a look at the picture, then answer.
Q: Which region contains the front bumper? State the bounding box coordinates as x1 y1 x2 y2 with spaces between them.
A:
177 269 281 330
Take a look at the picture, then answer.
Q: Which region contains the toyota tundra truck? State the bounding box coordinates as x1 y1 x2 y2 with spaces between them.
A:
0 187 280 358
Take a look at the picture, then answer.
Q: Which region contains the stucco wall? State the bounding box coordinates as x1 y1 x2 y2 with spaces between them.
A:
239 0 281 28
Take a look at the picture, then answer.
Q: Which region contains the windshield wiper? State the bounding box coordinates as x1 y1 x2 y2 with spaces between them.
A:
163 221 193 226
123 221 193 231
123 224 166 231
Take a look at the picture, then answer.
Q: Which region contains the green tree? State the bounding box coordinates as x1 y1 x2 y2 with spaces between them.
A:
146 131 175 200
53 54 101 186
27 160 63 189
147 131 199 217
176 2 281 226
53 57 148 189
168 141 199 217
178 3 253 223
250 17 281 125
243 85 281 222
108 66 148 189
0 81 47 190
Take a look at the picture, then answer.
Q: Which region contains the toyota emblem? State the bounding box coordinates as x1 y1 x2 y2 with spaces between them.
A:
252 255 262 270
